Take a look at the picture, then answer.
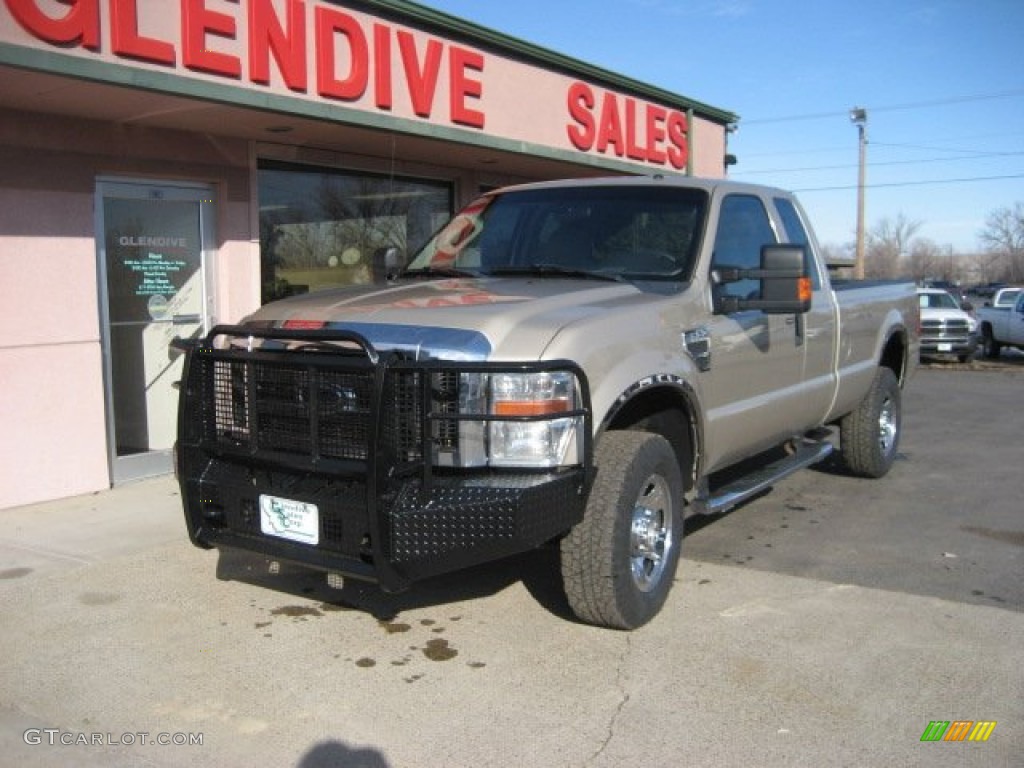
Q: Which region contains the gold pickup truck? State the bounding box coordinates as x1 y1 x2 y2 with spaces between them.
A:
174 176 919 629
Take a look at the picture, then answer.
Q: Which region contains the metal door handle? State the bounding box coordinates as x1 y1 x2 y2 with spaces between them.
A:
172 314 201 325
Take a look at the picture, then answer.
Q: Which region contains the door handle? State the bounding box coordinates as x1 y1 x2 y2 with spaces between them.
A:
172 314 201 325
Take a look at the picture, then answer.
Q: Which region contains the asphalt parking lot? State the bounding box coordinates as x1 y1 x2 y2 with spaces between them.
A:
1 357 1022 767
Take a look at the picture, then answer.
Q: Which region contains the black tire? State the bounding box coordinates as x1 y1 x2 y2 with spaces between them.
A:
560 431 684 629
982 327 1002 359
839 368 902 478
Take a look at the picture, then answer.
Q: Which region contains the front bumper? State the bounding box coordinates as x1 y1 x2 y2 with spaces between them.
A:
920 332 978 358
174 326 592 591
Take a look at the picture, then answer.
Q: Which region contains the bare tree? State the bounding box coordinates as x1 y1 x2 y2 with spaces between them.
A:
979 202 1024 282
865 214 922 279
905 238 943 283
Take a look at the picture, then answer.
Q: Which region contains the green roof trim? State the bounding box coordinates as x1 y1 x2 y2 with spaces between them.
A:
359 0 738 124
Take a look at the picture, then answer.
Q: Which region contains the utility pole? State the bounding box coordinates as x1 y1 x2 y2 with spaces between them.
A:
850 107 868 279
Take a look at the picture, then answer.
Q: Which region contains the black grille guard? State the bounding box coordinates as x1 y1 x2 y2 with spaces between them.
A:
172 325 594 591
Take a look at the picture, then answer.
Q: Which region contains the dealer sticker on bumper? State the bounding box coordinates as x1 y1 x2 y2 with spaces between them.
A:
260 495 320 545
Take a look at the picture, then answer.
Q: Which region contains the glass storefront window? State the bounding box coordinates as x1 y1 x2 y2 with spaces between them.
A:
258 160 453 304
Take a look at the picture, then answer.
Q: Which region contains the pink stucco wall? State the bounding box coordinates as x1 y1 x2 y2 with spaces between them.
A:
0 188 110 508
690 116 729 178
0 111 254 509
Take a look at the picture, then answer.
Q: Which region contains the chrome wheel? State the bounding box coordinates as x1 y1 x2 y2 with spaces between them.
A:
878 395 898 457
629 474 674 593
840 367 902 479
561 431 684 629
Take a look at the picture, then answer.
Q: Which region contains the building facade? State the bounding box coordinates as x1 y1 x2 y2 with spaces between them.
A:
0 0 735 509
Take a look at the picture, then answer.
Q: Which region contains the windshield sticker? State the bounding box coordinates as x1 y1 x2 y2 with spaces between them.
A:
431 197 492 265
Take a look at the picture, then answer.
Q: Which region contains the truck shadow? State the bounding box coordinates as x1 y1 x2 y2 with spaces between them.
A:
215 544 576 623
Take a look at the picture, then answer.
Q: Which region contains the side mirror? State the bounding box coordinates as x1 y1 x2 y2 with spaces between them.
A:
713 245 813 315
372 246 403 282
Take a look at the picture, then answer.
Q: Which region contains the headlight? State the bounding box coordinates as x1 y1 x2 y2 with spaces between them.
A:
488 372 582 468
436 371 584 469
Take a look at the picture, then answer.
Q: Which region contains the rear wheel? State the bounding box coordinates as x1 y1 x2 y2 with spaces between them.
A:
839 367 902 478
560 431 684 629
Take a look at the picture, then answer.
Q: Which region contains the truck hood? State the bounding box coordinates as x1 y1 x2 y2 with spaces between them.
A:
245 277 651 360
921 306 977 330
921 307 973 322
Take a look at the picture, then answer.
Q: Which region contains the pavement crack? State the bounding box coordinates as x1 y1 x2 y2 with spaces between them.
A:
587 634 631 766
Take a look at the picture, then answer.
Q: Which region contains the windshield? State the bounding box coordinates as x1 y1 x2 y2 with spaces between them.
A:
406 185 708 282
919 291 960 310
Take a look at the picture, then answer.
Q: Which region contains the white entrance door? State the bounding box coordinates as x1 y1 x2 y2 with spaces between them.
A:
96 180 216 483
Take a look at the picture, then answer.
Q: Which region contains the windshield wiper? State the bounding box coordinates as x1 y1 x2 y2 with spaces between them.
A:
485 264 625 283
400 266 480 279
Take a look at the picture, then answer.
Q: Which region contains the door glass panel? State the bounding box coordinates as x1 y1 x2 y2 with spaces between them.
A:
98 185 211 481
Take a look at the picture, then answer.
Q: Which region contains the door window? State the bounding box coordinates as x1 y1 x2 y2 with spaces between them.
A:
711 195 777 305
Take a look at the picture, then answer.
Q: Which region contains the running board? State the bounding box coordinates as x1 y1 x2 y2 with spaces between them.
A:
693 441 834 516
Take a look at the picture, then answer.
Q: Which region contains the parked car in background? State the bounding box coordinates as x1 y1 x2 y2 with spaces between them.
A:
918 287 977 363
977 289 1024 358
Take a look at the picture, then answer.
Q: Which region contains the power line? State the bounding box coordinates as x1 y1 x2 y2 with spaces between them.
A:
742 87 1024 125
871 141 1020 157
793 173 1024 192
736 150 1024 176
739 130 1024 159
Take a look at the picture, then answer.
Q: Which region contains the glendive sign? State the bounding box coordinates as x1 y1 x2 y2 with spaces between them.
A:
4 0 693 171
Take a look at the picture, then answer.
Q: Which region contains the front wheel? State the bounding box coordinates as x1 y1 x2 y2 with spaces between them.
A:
982 328 1002 358
560 431 684 629
839 367 902 478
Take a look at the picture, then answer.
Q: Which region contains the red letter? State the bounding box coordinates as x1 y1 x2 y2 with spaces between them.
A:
666 111 689 170
111 0 175 64
624 98 647 161
566 82 595 150
449 46 484 128
6 0 100 49
397 30 442 118
644 104 668 166
248 0 306 91
373 23 391 110
315 7 368 101
182 0 241 77
595 91 624 157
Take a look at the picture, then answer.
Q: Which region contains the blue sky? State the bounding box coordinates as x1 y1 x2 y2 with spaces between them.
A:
417 0 1024 253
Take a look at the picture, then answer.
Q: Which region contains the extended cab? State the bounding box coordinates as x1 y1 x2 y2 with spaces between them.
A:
977 288 1024 357
174 177 918 629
